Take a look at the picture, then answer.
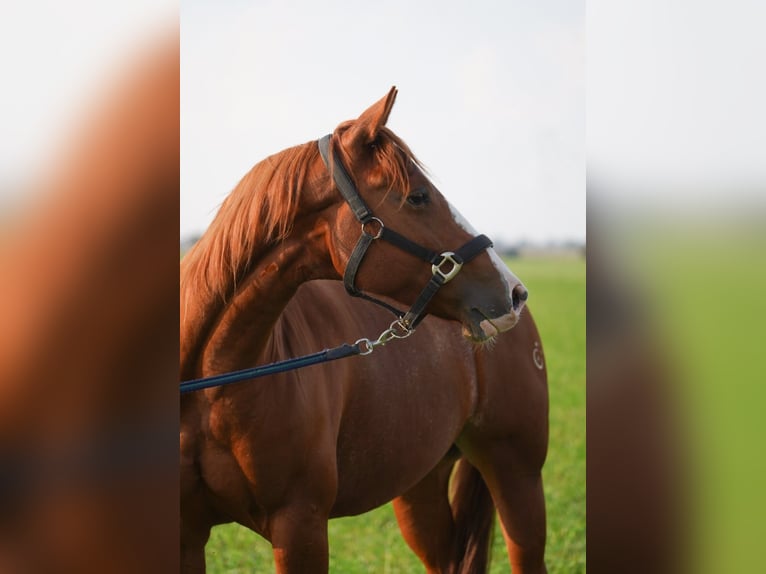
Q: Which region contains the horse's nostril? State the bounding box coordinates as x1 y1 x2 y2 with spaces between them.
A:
511 285 528 310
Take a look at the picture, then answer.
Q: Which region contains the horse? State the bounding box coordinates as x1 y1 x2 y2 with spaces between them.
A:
180 88 548 573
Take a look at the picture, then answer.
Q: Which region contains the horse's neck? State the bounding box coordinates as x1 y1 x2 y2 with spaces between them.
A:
180 231 334 379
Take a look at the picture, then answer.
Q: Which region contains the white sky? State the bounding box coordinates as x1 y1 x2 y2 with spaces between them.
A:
181 0 585 244
5 2 760 242
588 0 766 199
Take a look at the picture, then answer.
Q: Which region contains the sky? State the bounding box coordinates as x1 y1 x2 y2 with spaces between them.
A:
588 0 766 202
180 0 585 244
4 2 762 243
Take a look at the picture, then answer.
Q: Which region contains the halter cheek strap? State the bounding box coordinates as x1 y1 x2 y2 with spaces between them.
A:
318 134 492 331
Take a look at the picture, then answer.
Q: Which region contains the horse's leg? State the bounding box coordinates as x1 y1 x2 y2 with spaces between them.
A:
490 465 547 574
266 450 337 574
268 501 330 573
180 475 215 574
392 457 456 573
180 421 213 574
463 314 550 573
180 516 210 574
461 438 547 574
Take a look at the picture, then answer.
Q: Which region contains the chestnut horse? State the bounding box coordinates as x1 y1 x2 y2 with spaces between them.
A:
180 88 548 573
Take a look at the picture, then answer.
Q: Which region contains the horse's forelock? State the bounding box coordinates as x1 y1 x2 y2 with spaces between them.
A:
333 124 424 202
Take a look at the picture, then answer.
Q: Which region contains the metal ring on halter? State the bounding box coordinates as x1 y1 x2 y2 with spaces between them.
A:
431 252 463 283
355 338 374 355
361 217 384 239
374 330 397 347
388 318 413 338
370 319 414 348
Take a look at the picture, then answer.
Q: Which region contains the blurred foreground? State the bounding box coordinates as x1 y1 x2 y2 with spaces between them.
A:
0 20 178 574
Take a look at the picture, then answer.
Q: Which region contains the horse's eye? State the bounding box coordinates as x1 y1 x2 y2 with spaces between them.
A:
407 189 429 207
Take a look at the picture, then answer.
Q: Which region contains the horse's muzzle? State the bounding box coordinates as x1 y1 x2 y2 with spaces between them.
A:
463 283 528 342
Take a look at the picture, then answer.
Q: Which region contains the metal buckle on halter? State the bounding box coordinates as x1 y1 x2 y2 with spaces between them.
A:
431 252 463 283
361 217 384 239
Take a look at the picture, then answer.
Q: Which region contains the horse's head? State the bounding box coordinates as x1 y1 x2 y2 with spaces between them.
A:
322 87 527 341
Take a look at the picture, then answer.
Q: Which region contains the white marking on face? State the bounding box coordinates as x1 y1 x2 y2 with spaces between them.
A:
447 203 526 298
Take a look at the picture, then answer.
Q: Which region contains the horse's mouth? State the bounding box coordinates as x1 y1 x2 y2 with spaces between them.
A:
462 308 520 342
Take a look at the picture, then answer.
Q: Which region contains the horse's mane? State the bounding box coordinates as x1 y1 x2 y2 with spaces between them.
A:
181 127 422 306
181 142 316 305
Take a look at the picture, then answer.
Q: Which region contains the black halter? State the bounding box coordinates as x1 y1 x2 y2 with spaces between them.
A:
317 134 492 332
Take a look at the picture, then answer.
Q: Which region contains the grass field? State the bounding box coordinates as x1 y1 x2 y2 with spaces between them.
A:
204 256 586 573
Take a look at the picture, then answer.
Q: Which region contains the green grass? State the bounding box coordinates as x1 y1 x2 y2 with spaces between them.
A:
205 256 586 572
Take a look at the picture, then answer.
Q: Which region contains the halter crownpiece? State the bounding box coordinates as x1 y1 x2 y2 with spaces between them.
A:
317 134 492 332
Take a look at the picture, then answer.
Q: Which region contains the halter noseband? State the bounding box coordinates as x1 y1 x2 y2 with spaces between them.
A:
317 134 492 333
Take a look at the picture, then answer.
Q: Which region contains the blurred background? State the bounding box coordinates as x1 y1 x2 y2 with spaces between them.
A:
588 1 766 572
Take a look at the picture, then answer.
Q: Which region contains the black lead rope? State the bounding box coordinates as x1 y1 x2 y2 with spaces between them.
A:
179 134 492 394
180 343 363 394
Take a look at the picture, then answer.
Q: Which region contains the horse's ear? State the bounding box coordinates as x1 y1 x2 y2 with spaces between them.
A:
343 87 398 148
